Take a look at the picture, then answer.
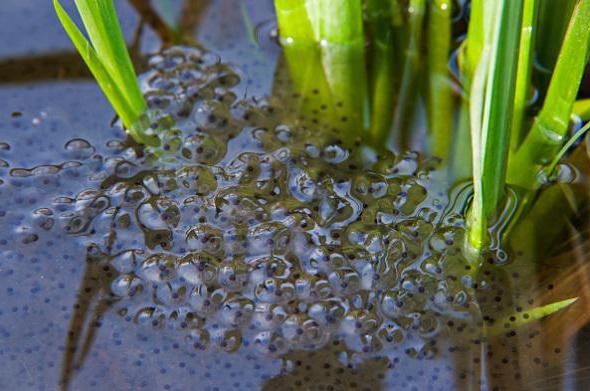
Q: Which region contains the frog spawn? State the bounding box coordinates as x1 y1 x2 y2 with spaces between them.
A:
56 46 481 362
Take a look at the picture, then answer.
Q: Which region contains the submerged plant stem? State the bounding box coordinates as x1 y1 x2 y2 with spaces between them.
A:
392 0 425 148
426 0 453 159
366 0 396 143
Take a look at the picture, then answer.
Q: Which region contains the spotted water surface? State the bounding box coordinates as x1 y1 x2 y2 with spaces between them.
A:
1 2 587 391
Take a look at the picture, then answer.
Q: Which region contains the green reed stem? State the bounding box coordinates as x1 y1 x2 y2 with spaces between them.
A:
392 0 425 145
274 0 316 43
426 0 453 159
507 0 590 190
366 0 396 143
317 0 369 132
510 0 538 151
468 0 523 251
465 0 484 78
274 0 369 141
451 0 484 181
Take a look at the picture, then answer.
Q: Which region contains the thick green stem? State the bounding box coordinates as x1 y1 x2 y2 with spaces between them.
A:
507 0 590 190
468 0 523 251
274 0 368 142
316 0 368 133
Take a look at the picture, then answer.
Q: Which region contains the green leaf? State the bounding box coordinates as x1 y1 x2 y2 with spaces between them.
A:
73 0 146 116
487 297 578 337
53 0 135 127
54 0 155 146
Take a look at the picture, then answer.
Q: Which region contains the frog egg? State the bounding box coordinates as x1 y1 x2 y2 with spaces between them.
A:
344 333 383 354
139 253 178 282
181 133 226 165
253 331 288 356
134 306 167 329
188 286 226 317
281 314 328 349
185 328 210 350
185 226 223 257
377 320 405 345
176 166 218 195
210 328 242 353
177 253 219 286
110 249 142 274
154 281 188 307
308 297 348 329
340 309 380 336
219 295 255 327
251 303 288 330
217 261 250 292
110 274 144 298
328 267 361 295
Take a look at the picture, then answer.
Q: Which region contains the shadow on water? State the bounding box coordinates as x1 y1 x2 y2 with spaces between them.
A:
59 245 116 390
263 345 389 390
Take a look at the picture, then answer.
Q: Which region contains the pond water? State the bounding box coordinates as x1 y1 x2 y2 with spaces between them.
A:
1 1 590 391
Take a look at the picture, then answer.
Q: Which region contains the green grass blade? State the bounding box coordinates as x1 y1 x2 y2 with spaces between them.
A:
487 297 577 337
426 0 453 158
54 0 156 146
54 0 135 127
535 0 577 94
468 0 523 251
510 0 538 151
74 0 146 116
465 0 484 78
508 0 590 190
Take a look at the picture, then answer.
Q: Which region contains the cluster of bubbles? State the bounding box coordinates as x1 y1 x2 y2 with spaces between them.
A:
54 46 481 359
